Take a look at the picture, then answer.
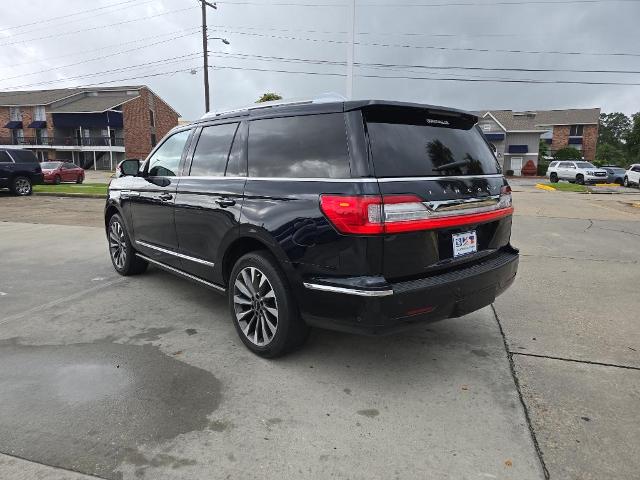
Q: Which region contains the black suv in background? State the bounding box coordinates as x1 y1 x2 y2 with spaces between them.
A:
0 149 43 196
105 99 519 357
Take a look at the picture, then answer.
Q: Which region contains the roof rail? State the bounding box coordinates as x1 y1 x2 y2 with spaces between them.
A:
200 92 346 120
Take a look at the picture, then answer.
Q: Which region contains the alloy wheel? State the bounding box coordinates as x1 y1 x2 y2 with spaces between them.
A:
14 178 31 195
108 220 127 270
233 266 278 346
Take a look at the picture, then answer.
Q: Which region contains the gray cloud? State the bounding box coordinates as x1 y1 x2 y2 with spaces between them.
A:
1 0 639 120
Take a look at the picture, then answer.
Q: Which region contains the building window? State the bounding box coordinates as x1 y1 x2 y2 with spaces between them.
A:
149 109 155 127
34 105 46 121
9 107 21 121
12 128 24 144
569 125 584 136
482 124 491 131
151 133 157 147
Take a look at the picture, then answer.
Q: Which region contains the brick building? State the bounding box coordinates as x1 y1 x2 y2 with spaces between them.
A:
0 86 179 169
476 108 600 175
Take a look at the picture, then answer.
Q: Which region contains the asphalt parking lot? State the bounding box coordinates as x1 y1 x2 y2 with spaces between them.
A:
1 184 639 479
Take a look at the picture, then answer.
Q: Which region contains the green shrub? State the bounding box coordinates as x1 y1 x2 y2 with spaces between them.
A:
554 147 583 160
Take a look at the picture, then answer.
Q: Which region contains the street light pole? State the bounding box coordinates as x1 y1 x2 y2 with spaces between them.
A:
346 0 355 99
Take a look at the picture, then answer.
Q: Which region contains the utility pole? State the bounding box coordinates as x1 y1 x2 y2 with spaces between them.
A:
200 0 213 113
346 0 355 99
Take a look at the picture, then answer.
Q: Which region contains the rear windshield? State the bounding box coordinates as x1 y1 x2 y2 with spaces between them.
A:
41 162 61 169
7 150 38 163
365 108 500 178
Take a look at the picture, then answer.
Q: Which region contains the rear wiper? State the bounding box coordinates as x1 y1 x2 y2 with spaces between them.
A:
432 159 471 171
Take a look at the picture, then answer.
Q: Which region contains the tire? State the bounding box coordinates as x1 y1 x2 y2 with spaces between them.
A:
550 173 558 183
107 213 148 276
624 176 629 187
576 174 585 185
76 174 84 184
10 176 32 196
228 251 309 358
54 175 61 185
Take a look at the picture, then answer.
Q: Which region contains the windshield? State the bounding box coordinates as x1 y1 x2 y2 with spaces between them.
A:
40 162 61 169
576 162 596 168
365 107 500 178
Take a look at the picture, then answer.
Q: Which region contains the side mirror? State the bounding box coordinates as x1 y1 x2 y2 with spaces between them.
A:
117 159 140 177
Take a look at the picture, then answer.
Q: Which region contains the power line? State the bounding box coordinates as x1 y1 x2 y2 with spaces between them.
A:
209 63 640 86
208 50 640 75
2 53 202 90
1 0 159 39
0 30 200 82
0 5 198 47
360 0 640 5
0 0 140 33
0 29 201 69
215 29 640 58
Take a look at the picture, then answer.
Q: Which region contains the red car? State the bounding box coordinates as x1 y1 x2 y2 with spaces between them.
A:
40 161 84 184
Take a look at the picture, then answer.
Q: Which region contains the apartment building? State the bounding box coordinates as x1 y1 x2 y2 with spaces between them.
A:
0 86 179 169
476 108 600 175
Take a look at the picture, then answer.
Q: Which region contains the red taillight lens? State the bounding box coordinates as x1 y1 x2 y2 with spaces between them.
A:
320 195 384 234
321 193 514 235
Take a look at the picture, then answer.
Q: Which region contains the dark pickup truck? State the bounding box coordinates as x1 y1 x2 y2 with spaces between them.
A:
0 149 43 196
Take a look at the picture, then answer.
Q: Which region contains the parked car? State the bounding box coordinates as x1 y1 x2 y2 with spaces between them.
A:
600 165 627 185
41 161 85 184
547 160 608 184
105 98 519 357
624 164 640 188
0 148 43 196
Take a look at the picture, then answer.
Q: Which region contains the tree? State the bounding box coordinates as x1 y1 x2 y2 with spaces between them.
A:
595 143 627 166
256 92 283 103
538 139 549 161
599 112 631 146
625 112 640 162
554 147 583 161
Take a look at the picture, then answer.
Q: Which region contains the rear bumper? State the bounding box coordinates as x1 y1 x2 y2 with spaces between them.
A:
299 246 519 335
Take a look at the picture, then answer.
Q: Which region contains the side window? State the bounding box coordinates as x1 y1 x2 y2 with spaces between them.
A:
189 123 239 177
633 166 640 173
549 161 558 168
0 151 12 163
248 113 350 178
147 129 190 177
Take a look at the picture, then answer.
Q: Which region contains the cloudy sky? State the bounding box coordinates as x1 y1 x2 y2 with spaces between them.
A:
1 0 639 120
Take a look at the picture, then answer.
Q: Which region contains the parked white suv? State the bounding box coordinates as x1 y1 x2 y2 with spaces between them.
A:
623 164 640 188
547 161 608 185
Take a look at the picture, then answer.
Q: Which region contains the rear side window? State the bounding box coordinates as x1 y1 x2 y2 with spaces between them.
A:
248 113 350 178
189 123 239 177
0 151 12 163
365 108 500 178
7 150 37 163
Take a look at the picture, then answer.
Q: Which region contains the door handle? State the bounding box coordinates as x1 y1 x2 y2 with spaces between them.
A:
159 192 173 201
215 198 236 208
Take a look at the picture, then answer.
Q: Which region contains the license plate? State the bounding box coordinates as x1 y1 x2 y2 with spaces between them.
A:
452 230 477 257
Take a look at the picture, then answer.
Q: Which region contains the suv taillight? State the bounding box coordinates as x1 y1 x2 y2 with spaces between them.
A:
320 190 514 235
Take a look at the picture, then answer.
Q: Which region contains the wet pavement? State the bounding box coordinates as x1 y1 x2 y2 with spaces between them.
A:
0 340 220 479
0 221 544 479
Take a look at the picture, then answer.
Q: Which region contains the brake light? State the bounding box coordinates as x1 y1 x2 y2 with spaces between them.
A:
321 190 514 235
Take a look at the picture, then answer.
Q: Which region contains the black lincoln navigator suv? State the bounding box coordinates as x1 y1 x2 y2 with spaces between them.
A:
105 99 518 357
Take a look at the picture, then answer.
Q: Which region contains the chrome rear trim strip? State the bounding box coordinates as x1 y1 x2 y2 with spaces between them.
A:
303 282 394 297
135 240 216 268
136 254 225 293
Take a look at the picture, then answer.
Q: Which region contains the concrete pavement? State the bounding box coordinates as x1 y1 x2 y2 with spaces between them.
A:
0 220 543 479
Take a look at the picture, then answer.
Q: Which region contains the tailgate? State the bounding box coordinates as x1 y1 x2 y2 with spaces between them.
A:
363 105 513 281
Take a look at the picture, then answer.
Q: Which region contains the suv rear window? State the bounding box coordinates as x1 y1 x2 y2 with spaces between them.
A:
5 150 37 163
365 108 500 178
248 113 350 178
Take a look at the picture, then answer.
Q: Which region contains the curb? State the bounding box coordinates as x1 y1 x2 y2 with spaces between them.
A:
34 192 107 199
535 184 556 191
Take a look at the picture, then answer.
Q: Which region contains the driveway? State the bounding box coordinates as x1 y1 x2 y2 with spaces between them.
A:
1 187 639 479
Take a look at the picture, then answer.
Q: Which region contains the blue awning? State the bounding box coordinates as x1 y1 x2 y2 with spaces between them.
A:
4 121 22 129
568 137 583 145
27 120 47 129
51 111 123 129
508 145 529 154
484 133 505 141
